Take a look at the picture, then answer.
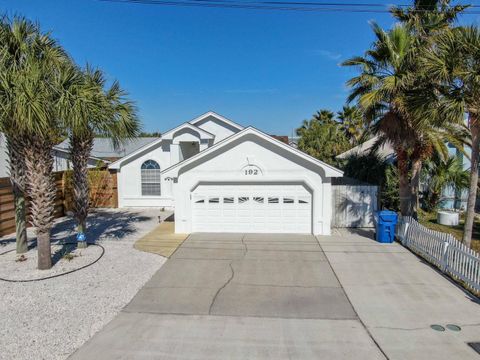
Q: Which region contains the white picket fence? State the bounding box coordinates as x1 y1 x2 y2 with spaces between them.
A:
396 216 480 293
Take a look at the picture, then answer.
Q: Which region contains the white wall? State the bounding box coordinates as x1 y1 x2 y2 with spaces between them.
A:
52 150 99 172
117 141 175 208
169 135 333 235
116 119 240 207
0 134 8 178
194 115 241 143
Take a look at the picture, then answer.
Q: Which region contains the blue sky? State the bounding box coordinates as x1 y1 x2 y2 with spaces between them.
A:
1 1 479 135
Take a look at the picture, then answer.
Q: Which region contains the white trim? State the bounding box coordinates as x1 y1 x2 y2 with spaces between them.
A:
162 126 344 177
109 138 161 169
108 122 213 170
161 122 215 140
189 111 244 131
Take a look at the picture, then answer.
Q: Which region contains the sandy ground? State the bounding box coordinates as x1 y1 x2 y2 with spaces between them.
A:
0 208 167 360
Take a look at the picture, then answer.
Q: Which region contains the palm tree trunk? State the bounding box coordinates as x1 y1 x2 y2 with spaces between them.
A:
13 185 27 252
397 148 411 216
6 134 28 254
24 135 56 270
36 231 52 270
430 191 440 211
411 158 422 220
463 113 479 248
71 132 93 248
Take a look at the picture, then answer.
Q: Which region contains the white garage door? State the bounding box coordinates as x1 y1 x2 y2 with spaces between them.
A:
191 184 312 233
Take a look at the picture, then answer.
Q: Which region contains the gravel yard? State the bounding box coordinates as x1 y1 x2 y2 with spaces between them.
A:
0 208 167 360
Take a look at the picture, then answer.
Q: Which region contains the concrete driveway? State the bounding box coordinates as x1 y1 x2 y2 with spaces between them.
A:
70 230 480 359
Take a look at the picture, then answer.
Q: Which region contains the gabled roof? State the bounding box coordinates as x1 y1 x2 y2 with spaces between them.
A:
162 126 344 177
108 121 214 169
336 136 394 160
56 137 159 159
161 122 215 140
52 146 110 163
109 112 242 170
189 111 244 131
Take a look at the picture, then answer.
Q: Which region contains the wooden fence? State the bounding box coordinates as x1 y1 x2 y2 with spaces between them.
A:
62 170 118 211
397 216 480 294
332 185 378 228
0 170 118 237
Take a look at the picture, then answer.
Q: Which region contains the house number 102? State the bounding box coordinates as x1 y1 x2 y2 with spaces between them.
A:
245 169 259 175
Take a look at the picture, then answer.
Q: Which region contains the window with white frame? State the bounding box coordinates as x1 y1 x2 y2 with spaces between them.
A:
141 160 161 196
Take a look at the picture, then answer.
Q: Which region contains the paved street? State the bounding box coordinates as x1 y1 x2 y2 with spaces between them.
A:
70 230 480 359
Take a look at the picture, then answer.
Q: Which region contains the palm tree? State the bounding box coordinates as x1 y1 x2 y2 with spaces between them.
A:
342 21 466 217
0 17 66 263
0 19 40 254
420 26 480 248
391 0 468 38
390 0 467 218
421 154 469 211
312 109 336 125
337 105 364 145
343 24 417 216
58 66 139 246
296 112 349 166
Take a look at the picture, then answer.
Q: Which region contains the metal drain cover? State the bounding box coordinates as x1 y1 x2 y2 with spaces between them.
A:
430 324 445 331
467 342 480 355
446 324 461 332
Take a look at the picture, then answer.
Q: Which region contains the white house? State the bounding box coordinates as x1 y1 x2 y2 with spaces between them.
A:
0 133 107 178
336 135 470 210
109 111 344 235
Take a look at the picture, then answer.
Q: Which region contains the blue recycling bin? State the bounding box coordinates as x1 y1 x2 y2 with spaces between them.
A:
375 210 398 243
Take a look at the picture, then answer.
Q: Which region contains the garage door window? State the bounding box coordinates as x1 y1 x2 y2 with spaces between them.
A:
299 197 310 204
141 160 161 196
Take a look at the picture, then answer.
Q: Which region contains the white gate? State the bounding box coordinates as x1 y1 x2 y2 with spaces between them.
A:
332 185 378 228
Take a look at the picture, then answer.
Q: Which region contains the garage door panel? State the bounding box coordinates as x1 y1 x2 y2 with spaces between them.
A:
192 184 312 234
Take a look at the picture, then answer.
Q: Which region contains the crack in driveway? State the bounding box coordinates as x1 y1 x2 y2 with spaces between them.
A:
241 234 248 255
208 261 235 315
232 282 340 289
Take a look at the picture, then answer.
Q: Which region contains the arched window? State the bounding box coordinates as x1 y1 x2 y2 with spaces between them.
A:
141 160 161 196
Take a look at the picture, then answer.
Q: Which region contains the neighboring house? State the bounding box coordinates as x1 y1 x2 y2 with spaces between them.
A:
109 111 344 235
51 147 106 173
288 136 300 149
336 136 395 162
0 133 106 178
270 135 289 144
56 137 160 162
336 136 469 210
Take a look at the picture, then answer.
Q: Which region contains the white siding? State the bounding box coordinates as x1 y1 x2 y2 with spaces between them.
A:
194 115 240 143
117 141 174 208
